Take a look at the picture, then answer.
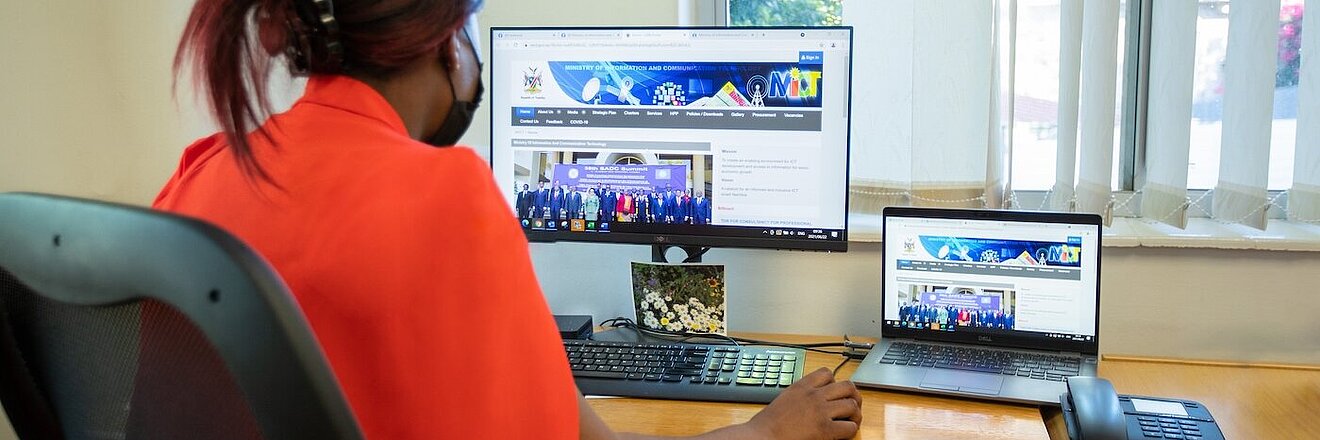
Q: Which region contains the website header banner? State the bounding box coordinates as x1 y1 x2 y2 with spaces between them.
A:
545 61 824 108
912 235 1084 268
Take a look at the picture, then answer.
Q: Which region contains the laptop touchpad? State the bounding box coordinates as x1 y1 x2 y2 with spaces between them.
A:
919 370 1004 395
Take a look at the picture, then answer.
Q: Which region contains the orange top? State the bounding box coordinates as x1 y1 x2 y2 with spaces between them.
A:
153 76 577 439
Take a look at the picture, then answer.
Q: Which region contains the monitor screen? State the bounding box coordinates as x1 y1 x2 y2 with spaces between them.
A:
489 27 852 251
882 209 1101 350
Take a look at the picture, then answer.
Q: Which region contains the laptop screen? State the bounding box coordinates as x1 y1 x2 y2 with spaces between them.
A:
883 209 1100 348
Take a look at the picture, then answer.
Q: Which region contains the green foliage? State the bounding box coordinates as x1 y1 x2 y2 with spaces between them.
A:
729 0 843 27
1277 4 1304 88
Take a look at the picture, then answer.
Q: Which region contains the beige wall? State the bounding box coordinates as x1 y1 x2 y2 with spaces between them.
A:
536 242 1320 366
0 1 212 205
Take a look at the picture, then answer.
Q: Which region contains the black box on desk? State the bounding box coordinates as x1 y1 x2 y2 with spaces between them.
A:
554 315 593 340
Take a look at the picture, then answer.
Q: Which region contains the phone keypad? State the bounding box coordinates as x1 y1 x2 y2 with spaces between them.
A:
1136 416 1203 439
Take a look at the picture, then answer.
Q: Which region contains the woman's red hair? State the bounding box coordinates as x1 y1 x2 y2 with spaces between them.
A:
175 0 481 181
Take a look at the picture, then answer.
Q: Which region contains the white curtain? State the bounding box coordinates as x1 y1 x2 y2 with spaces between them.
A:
1292 0 1320 223
1212 0 1282 229
1141 0 1198 228
1051 0 1084 212
845 0 994 211
845 0 1316 228
1072 0 1121 221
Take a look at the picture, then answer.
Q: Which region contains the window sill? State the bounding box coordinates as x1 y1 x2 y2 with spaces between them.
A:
848 213 1320 252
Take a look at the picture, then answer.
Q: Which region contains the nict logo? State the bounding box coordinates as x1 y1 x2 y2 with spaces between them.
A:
768 67 821 99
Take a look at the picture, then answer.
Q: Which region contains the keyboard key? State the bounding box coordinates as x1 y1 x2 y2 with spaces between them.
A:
703 377 718 384
661 375 683 382
736 378 763 386
644 374 662 381
718 377 732 384
778 377 793 386
575 371 627 380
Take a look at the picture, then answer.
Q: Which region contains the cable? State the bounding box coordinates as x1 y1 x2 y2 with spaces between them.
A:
598 317 740 346
832 356 853 376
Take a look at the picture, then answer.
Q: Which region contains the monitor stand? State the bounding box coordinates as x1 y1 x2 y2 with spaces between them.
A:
651 244 710 263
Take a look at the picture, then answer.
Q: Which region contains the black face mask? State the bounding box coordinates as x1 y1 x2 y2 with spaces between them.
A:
425 57 484 147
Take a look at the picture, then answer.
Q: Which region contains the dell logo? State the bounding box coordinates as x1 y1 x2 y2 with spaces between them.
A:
978 336 993 342
654 236 669 243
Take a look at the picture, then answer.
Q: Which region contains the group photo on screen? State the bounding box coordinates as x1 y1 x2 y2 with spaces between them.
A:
894 284 1016 331
510 150 715 226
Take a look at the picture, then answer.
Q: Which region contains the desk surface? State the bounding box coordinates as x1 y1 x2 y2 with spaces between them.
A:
587 332 1320 439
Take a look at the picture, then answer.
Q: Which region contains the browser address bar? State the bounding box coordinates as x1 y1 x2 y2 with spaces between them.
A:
519 41 693 49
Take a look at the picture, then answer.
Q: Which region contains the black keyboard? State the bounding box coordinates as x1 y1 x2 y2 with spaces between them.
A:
880 342 1082 382
565 340 805 403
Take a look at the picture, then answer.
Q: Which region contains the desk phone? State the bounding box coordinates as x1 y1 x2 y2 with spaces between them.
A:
1061 377 1224 440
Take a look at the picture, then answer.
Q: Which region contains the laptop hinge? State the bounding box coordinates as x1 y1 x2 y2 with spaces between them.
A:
1061 351 1082 357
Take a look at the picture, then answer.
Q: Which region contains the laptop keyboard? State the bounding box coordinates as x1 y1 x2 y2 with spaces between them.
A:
880 342 1082 382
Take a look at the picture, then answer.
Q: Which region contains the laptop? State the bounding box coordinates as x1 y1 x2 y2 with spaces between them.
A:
852 207 1102 405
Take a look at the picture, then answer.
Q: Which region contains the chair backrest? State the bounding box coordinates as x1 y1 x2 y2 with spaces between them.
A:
0 192 362 440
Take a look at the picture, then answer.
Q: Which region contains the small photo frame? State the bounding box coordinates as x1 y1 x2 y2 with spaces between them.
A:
630 262 727 335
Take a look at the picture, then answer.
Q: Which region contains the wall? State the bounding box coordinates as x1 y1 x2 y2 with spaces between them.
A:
536 242 1320 366
0 1 212 205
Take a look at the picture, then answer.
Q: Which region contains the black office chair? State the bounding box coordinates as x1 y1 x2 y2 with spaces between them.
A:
0 192 362 439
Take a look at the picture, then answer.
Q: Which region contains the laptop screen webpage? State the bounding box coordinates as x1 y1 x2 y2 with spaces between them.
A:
883 214 1099 345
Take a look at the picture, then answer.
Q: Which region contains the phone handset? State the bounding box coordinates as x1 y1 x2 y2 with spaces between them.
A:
1063 376 1127 440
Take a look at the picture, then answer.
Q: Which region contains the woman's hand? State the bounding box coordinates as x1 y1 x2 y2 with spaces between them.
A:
743 367 863 439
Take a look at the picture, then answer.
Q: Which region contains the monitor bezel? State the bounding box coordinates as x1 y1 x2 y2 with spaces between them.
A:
880 207 1103 355
488 25 853 253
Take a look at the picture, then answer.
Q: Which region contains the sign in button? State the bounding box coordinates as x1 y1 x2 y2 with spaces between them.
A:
798 51 824 65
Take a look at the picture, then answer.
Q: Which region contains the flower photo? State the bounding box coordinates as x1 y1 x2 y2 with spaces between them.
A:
631 262 727 335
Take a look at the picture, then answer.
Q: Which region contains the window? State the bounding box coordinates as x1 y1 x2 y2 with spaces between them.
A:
1187 0 1303 190
725 0 1316 226
729 0 842 27
1011 0 1129 192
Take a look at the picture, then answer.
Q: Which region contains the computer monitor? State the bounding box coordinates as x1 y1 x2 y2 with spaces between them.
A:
489 27 852 254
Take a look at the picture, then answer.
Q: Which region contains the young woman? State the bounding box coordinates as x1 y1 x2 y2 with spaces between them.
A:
156 0 862 438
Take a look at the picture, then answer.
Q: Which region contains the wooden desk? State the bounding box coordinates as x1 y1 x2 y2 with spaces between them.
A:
587 332 1320 439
